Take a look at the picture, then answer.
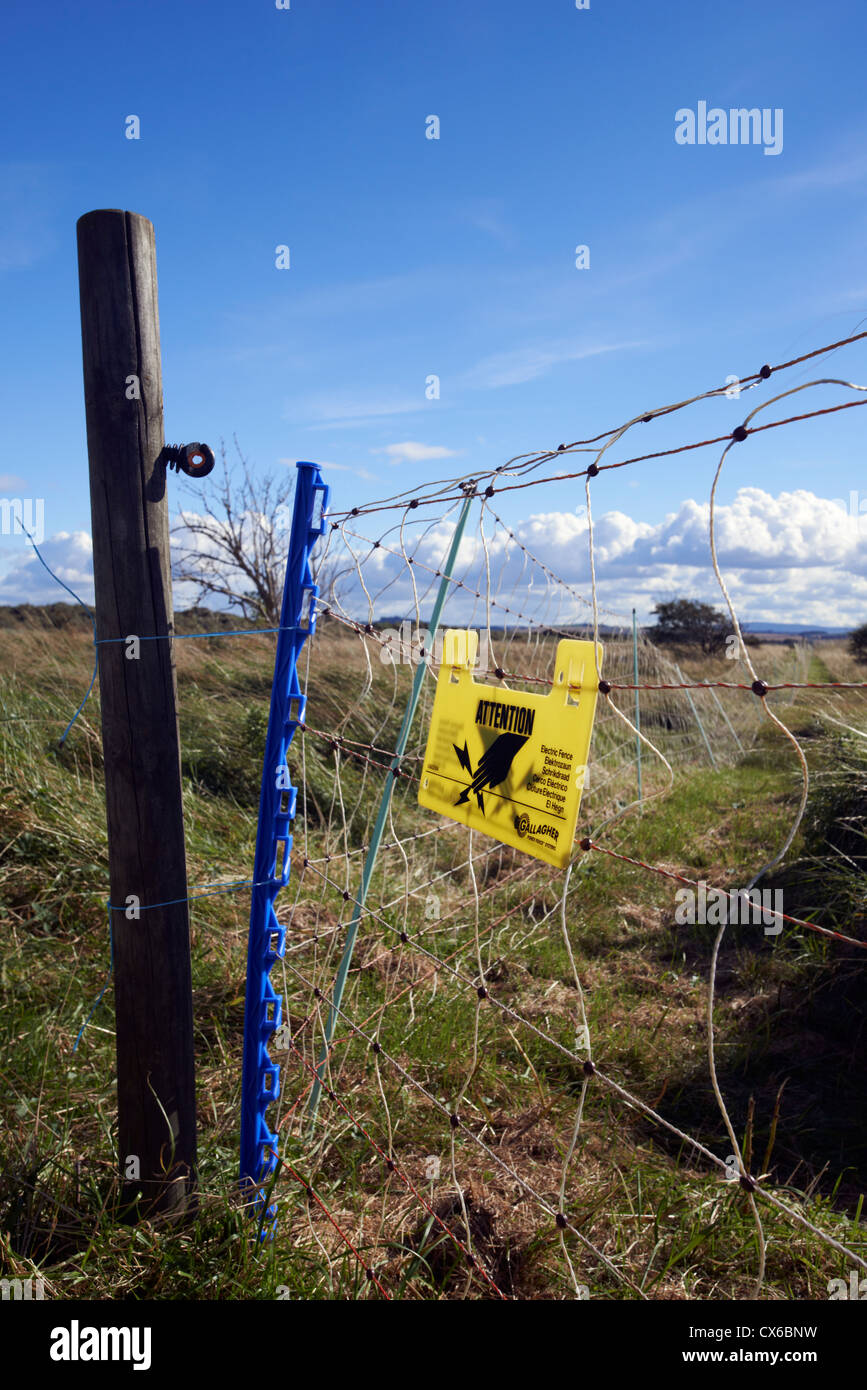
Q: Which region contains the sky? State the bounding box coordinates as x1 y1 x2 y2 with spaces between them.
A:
2 0 867 627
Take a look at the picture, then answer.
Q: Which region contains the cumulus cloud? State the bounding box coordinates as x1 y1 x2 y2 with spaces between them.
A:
2 489 865 632
623 489 862 571
331 488 867 630
0 531 94 605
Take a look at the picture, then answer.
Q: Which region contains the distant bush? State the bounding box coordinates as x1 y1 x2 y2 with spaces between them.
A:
649 598 728 654
0 601 248 635
849 622 867 664
0 602 92 631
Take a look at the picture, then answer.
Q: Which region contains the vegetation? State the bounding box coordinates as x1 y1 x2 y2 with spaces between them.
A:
1 617 865 1300
849 621 867 664
170 438 295 627
649 598 729 654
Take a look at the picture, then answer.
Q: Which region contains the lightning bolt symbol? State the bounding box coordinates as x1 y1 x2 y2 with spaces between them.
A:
453 741 472 775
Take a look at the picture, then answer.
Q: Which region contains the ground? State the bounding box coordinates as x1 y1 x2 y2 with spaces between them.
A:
1 620 864 1300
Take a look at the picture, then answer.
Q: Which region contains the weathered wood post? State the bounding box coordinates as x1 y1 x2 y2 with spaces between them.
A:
77 209 197 1217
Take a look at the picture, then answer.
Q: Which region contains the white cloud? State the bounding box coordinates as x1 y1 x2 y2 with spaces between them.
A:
329 488 867 630
2 490 864 632
380 442 458 466
276 457 377 482
293 392 426 429
623 489 863 571
458 197 513 247
772 150 867 197
462 339 645 390
0 531 94 605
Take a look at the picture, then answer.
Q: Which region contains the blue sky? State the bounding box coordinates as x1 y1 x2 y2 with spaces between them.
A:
2 0 867 625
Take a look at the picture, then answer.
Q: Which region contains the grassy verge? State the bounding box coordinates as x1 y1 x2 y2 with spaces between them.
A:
1 624 865 1299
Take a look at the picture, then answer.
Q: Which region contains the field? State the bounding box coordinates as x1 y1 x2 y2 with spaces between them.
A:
1 616 865 1300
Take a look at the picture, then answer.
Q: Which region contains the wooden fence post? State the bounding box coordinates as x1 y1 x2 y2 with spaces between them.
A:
76 208 197 1217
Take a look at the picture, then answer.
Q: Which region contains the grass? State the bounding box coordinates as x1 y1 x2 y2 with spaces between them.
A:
1 619 865 1300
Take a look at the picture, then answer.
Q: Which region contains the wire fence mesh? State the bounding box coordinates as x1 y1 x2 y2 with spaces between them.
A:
2 329 867 1298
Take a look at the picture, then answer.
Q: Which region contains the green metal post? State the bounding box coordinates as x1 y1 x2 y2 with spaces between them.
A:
632 608 642 808
307 490 476 1122
675 662 717 769
708 684 744 754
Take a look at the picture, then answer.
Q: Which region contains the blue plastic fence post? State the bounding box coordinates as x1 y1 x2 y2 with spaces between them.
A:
239 460 329 1236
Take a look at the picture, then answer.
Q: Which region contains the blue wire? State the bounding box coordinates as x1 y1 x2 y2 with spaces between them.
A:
16 524 290 1044
97 625 290 643
74 875 270 1046
104 875 268 913
20 524 99 747
73 907 114 1053
20 522 288 742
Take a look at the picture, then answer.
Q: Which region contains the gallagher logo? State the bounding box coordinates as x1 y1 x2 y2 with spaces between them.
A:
514 814 559 842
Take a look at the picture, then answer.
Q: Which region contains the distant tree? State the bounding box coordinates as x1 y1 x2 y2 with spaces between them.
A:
650 598 728 654
171 437 344 627
171 438 294 627
849 622 867 664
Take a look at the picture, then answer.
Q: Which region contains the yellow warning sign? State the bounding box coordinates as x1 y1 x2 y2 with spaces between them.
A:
418 630 603 869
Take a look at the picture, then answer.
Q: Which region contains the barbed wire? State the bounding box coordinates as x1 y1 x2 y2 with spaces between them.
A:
4 326 866 1299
